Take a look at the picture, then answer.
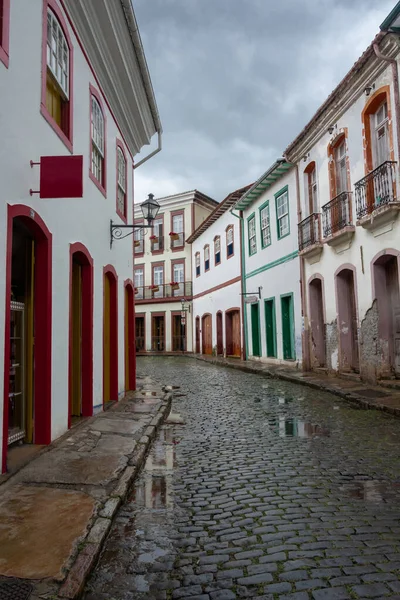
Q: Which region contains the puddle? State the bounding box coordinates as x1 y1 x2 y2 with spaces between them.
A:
340 480 400 503
269 416 330 438
133 475 171 508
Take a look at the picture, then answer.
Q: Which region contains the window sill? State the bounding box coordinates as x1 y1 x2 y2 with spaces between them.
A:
277 232 290 241
116 207 127 224
0 46 9 68
40 104 73 153
89 171 106 198
171 244 185 252
151 249 164 256
227 253 235 260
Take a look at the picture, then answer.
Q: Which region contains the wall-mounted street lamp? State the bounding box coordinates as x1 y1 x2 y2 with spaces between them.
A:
180 299 191 354
110 193 160 248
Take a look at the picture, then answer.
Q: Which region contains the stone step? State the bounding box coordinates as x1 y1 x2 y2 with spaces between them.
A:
379 379 400 391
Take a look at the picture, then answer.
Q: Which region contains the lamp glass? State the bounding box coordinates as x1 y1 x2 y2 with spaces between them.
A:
141 193 160 223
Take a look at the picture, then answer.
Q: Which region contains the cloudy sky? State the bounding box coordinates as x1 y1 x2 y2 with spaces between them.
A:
133 0 394 204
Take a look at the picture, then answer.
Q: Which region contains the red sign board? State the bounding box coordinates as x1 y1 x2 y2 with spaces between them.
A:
40 155 83 198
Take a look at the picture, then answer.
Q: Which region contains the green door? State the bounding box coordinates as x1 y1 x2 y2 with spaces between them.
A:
265 299 277 357
281 294 295 360
251 303 261 357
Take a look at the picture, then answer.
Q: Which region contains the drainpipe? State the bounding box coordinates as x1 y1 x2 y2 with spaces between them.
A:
230 208 248 360
134 130 162 169
373 42 400 163
292 161 311 371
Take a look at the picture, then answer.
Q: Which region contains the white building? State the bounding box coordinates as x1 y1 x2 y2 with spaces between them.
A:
188 185 251 357
133 190 217 354
285 29 400 383
0 0 161 472
233 162 303 367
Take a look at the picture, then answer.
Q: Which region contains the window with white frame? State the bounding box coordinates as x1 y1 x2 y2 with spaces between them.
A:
260 203 271 248
152 265 164 298
134 225 143 253
226 226 234 257
276 190 290 239
172 262 184 296
308 167 318 213
91 96 105 186
374 101 389 167
134 268 144 298
117 147 126 217
214 236 221 265
152 217 164 252
195 252 200 277
47 10 69 98
334 141 347 195
248 216 256 255
204 245 210 271
172 212 184 247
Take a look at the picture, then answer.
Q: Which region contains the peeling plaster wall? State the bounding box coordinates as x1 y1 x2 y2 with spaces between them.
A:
359 300 392 383
325 320 339 372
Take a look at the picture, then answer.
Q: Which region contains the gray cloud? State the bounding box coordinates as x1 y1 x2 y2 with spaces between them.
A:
133 0 394 202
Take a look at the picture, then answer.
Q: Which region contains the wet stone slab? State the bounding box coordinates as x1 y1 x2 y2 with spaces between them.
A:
84 357 400 600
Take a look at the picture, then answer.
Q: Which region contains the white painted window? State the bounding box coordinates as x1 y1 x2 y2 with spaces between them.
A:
152 217 163 251
276 190 290 239
260 204 271 247
134 225 143 253
204 245 210 271
195 253 200 277
153 266 164 286
334 141 347 194
117 148 126 216
134 268 144 298
374 101 389 167
91 96 105 185
47 9 69 98
171 213 184 247
309 167 318 213
173 263 184 296
248 216 256 255
227 226 234 257
215 236 221 264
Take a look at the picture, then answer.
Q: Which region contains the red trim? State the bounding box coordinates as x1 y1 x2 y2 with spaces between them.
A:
124 279 135 390
2 205 52 473
192 276 241 300
0 0 10 68
40 0 74 152
68 243 93 429
116 140 128 223
103 265 118 405
89 84 107 197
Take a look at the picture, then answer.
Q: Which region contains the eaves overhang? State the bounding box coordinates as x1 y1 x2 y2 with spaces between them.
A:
381 1 400 32
233 161 292 211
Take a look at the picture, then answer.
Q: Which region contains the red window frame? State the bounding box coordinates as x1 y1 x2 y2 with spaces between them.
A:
89 84 107 196
40 0 74 151
116 139 127 223
0 0 10 68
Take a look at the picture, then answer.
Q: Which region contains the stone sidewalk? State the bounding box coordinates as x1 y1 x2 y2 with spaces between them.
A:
0 376 172 600
193 355 400 417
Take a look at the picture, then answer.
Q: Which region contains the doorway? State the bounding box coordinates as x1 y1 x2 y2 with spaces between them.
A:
281 294 295 360
195 316 200 353
264 299 277 358
373 253 400 377
250 303 261 357
125 282 135 391
152 314 165 351
135 315 145 352
103 267 118 407
309 278 326 367
172 313 186 352
216 312 223 355
336 267 359 372
202 314 212 355
226 309 241 357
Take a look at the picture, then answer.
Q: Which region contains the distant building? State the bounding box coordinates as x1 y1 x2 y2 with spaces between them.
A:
188 185 251 357
133 191 217 354
0 0 161 472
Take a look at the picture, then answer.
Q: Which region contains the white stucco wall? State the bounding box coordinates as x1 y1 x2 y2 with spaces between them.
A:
242 169 303 365
0 0 149 461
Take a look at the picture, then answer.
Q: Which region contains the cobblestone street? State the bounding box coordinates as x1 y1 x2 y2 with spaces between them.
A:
84 357 400 600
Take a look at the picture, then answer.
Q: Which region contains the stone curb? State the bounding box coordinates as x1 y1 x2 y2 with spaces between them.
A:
193 355 400 418
57 391 172 599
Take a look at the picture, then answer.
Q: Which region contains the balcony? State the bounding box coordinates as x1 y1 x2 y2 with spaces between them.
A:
322 191 355 252
355 161 399 235
170 232 185 249
134 239 144 254
135 281 192 303
298 213 323 263
150 235 164 253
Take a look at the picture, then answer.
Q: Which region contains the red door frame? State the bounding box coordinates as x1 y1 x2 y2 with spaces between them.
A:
2 204 52 473
103 265 118 405
68 243 94 428
124 279 135 390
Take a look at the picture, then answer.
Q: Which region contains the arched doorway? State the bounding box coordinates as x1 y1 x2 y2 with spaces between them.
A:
69 243 93 427
125 280 135 391
216 312 223 355
3 205 52 473
195 316 200 354
226 308 241 357
372 250 400 377
201 314 212 355
103 266 118 406
309 276 326 367
335 266 359 372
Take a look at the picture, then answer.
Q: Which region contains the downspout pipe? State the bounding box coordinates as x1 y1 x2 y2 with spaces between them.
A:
373 42 400 164
134 130 162 169
230 207 247 361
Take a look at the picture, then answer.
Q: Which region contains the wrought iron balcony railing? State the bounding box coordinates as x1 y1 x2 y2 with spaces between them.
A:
355 161 397 219
298 213 321 251
135 281 192 301
150 235 164 252
322 191 353 237
170 232 185 248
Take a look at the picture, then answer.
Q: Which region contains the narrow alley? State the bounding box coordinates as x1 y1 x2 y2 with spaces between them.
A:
84 357 400 600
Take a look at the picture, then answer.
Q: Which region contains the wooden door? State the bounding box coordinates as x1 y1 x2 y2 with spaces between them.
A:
202 315 212 355
103 274 111 404
71 261 82 416
281 295 295 360
265 299 277 358
251 303 260 357
135 317 145 352
195 317 200 354
232 311 241 357
216 313 223 355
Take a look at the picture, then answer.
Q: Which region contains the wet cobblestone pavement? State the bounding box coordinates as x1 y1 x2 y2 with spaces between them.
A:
84 357 400 599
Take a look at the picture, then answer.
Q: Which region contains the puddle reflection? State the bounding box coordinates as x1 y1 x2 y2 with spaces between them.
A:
270 416 330 438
